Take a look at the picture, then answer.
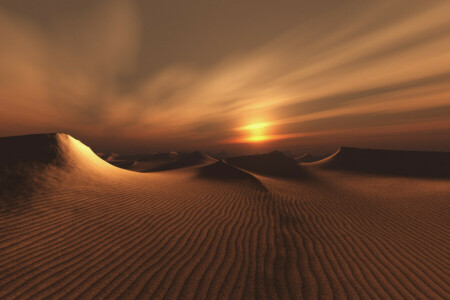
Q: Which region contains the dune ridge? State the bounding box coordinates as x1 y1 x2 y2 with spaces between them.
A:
0 133 118 173
150 151 216 172
0 133 122 211
295 153 315 163
314 146 450 177
0 134 449 299
295 153 331 163
226 151 308 178
197 160 267 191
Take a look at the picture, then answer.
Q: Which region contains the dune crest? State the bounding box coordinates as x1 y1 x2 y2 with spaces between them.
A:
226 151 308 178
295 153 315 163
0 133 118 171
295 152 331 163
198 160 267 191
0 133 121 208
100 152 182 172
315 146 450 177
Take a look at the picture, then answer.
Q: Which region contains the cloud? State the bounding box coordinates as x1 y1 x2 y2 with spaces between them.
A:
0 0 449 151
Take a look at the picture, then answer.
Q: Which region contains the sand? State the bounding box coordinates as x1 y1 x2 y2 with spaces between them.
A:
150 151 216 172
225 151 307 178
0 133 449 299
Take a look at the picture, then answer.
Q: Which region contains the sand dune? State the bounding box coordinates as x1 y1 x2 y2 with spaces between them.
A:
295 153 315 163
108 160 137 170
104 152 182 172
198 160 267 191
226 151 308 178
314 146 450 177
0 134 449 299
150 151 216 172
97 152 119 162
113 152 181 163
0 133 120 175
0 133 121 211
295 153 331 163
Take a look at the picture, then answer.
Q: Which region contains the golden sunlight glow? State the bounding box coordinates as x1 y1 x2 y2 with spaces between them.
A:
237 122 272 131
245 135 270 143
1 1 449 151
236 120 275 143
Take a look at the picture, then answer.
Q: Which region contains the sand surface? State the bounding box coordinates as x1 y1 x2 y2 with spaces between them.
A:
0 134 449 299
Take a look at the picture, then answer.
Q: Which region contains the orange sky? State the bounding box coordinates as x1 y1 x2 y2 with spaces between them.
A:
0 0 449 154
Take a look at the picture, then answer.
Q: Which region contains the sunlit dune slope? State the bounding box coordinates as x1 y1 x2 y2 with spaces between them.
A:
0 133 123 209
0 133 120 174
314 147 450 177
226 151 308 178
0 134 449 299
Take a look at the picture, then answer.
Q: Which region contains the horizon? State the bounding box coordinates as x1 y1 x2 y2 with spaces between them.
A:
1 0 449 154
1 132 449 158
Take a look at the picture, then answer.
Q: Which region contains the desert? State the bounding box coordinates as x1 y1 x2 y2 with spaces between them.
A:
1 0 450 299
0 133 448 299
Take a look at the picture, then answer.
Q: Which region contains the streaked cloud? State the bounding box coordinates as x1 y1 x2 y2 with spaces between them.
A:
0 0 449 152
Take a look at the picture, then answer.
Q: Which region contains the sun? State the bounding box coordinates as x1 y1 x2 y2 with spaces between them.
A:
245 135 270 143
236 121 274 143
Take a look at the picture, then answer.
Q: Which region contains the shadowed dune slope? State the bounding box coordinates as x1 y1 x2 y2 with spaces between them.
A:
107 160 136 169
0 133 122 209
119 153 181 172
0 134 64 207
198 161 267 191
226 151 308 178
315 147 450 177
0 133 119 173
0 134 449 299
98 152 182 172
97 152 119 162
150 151 216 172
295 153 315 163
113 152 180 163
295 153 332 163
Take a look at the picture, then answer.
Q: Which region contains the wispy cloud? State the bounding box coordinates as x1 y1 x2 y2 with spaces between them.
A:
0 0 449 151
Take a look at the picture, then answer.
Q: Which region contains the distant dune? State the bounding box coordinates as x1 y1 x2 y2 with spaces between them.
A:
97 152 119 162
198 160 267 191
315 146 450 177
150 150 216 171
226 151 308 178
295 152 315 163
295 152 331 163
208 150 232 160
113 152 181 162
104 152 181 172
0 134 449 299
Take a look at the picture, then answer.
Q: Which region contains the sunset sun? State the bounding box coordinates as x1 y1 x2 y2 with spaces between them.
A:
245 135 270 143
238 121 273 143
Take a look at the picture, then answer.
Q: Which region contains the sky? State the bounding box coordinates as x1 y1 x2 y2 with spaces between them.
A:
0 0 449 154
